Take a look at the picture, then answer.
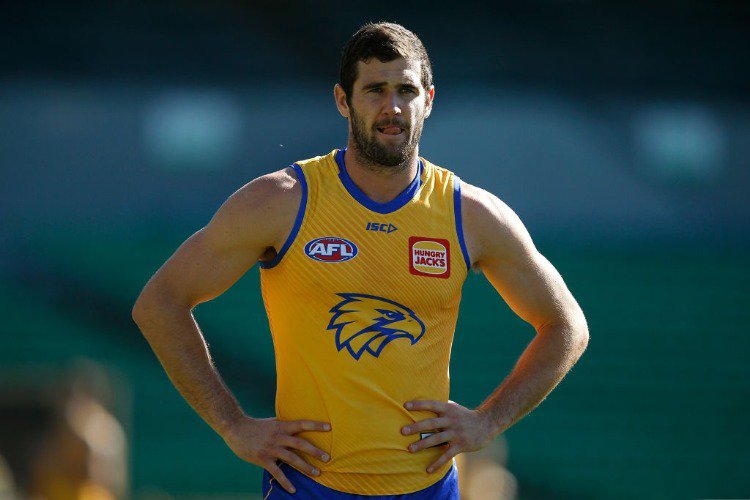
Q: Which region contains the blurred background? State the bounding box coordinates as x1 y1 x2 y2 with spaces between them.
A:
1 1 748 499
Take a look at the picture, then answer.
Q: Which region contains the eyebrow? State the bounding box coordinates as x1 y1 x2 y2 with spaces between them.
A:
361 81 419 91
361 81 387 91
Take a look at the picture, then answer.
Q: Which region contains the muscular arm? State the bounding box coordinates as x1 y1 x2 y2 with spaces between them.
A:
131 168 300 435
402 182 589 473
133 169 331 492
462 182 589 434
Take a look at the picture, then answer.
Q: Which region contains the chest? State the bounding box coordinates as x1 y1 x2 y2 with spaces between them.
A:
283 202 464 309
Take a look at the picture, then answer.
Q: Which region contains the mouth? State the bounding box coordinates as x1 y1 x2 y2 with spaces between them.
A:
376 125 405 136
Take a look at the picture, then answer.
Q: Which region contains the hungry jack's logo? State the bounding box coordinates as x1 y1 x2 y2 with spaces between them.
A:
409 237 450 278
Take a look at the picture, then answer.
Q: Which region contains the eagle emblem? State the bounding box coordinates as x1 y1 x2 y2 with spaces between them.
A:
327 293 426 360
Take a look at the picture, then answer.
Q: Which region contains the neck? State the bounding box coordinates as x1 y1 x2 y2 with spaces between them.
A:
343 143 420 204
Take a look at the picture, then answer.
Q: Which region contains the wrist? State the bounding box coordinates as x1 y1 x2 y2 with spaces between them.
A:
475 406 503 438
217 411 251 439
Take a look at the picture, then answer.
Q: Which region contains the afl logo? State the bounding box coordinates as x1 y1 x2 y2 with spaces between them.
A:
305 237 359 262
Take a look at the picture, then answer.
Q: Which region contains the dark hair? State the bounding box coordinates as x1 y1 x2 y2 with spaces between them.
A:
339 22 433 101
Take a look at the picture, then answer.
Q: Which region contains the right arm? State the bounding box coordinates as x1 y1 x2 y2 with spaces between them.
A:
132 168 328 494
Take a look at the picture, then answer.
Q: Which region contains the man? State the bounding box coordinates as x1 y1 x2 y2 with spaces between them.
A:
132 22 588 499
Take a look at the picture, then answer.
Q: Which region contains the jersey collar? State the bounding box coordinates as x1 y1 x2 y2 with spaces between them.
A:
335 148 423 215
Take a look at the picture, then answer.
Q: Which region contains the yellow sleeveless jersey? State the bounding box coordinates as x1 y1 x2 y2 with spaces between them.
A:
259 148 470 495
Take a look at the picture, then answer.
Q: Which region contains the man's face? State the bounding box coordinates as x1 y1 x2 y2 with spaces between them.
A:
346 57 433 168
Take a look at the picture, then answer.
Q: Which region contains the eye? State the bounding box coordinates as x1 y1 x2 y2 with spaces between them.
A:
376 308 403 320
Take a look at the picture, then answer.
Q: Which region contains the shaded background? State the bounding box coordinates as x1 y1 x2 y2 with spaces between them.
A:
1 1 749 498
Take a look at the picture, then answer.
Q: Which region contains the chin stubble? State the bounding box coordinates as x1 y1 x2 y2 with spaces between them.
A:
350 107 424 171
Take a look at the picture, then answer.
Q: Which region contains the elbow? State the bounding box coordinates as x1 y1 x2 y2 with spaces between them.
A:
132 289 149 328
132 281 191 333
547 309 588 356
132 281 161 329
537 312 589 355
577 328 589 355
572 312 589 355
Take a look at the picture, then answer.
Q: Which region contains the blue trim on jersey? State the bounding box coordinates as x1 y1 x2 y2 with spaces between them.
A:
453 176 471 271
335 148 422 215
259 164 307 269
262 461 459 499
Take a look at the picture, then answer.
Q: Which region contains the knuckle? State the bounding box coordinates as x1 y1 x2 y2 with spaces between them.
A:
308 441 323 452
298 461 314 474
289 453 305 466
290 421 303 431
265 459 279 470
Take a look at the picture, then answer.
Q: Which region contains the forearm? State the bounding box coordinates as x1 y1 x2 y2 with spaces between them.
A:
475 320 588 435
133 294 246 436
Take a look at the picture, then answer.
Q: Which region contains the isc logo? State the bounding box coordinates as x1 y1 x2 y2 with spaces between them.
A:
305 237 359 262
365 222 398 234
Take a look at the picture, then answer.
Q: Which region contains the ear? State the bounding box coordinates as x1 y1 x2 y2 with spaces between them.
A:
423 85 435 119
334 84 350 119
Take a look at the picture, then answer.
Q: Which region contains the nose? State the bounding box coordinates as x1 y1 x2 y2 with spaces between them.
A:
382 90 402 117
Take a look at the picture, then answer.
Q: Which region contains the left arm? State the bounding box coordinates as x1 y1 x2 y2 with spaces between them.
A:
402 182 589 473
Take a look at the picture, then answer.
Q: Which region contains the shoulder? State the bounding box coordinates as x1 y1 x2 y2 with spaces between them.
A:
208 167 303 249
460 181 536 267
460 182 518 229
420 157 453 184
229 167 301 211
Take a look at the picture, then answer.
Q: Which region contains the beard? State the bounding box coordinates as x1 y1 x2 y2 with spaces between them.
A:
349 106 424 169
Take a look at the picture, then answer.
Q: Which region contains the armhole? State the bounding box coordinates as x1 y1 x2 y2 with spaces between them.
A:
453 175 472 271
258 164 308 269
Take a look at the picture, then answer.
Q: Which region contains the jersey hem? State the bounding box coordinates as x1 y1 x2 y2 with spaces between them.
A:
306 460 455 496
263 461 457 497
